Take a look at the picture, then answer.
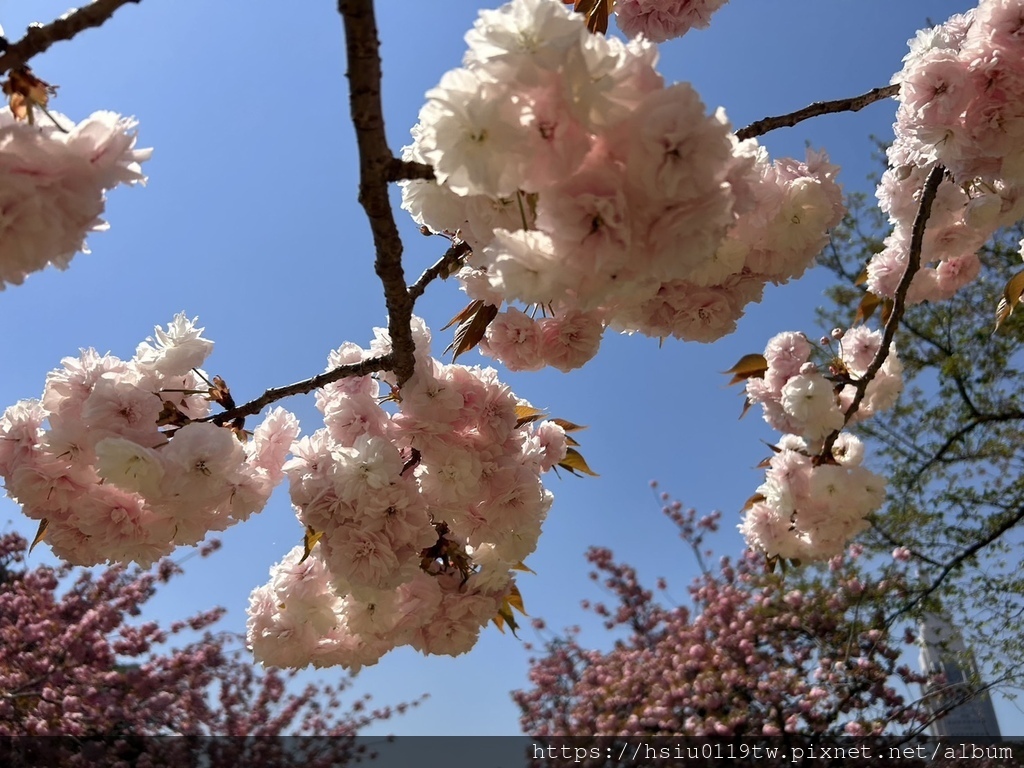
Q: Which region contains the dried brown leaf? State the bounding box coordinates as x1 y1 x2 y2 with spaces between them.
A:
994 270 1024 333
559 447 598 477
445 301 498 361
723 353 768 386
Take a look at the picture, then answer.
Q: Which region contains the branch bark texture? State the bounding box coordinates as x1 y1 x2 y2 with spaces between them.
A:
819 165 946 461
338 0 417 387
0 0 141 75
737 84 899 141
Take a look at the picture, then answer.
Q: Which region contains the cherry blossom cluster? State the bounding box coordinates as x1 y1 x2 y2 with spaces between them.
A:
739 328 901 561
0 314 297 567
868 0 1024 303
0 108 151 289
613 0 731 43
247 318 569 670
401 0 844 372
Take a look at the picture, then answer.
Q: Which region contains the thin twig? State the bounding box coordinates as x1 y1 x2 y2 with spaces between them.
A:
884 502 1024 631
203 355 393 426
736 84 899 141
914 411 1024 478
820 165 946 460
867 519 943 568
0 0 141 75
338 0 417 387
408 240 471 302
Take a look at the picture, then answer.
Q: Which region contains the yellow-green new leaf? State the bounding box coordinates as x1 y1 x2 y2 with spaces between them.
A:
515 404 546 428
299 526 323 564
880 297 894 326
29 519 48 554
768 556 801 574
493 606 521 636
742 493 765 512
994 270 1024 332
854 291 882 325
559 447 598 476
722 353 767 386
492 583 527 636
550 418 586 433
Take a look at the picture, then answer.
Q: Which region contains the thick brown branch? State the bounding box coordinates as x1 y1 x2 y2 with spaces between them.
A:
0 0 141 75
389 158 435 182
736 84 899 141
820 165 946 460
339 0 416 386
204 355 392 426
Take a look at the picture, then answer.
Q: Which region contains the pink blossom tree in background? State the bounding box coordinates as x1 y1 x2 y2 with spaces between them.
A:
514 494 937 741
0 0 1022 697
0 531 417 765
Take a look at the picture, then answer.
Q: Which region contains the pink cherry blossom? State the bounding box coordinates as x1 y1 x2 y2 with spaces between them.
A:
614 0 730 42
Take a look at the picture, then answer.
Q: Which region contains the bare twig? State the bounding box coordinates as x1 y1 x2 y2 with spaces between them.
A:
884 502 1024 630
736 84 899 141
0 0 141 75
819 165 946 460
408 240 471 302
867 519 943 569
191 231 460 428
338 0 417 387
204 355 393 426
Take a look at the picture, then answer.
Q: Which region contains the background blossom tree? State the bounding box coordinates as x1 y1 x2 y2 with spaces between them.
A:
0 532 416 765
514 495 939 741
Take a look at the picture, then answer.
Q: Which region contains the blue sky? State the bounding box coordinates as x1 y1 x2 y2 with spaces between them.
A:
3 0 1015 737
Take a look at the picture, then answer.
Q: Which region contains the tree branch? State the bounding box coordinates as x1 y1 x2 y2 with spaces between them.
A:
736 84 899 141
912 410 1024 479
885 501 1024 631
408 240 471 302
338 0 416 386
204 355 393 426
388 158 435 182
198 243 471 429
0 0 141 75
820 165 946 460
867 519 943 569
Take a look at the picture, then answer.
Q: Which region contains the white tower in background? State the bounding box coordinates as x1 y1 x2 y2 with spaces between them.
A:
918 611 1001 738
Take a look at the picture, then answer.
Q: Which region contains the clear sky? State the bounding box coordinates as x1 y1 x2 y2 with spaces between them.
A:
3 0 1015 737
